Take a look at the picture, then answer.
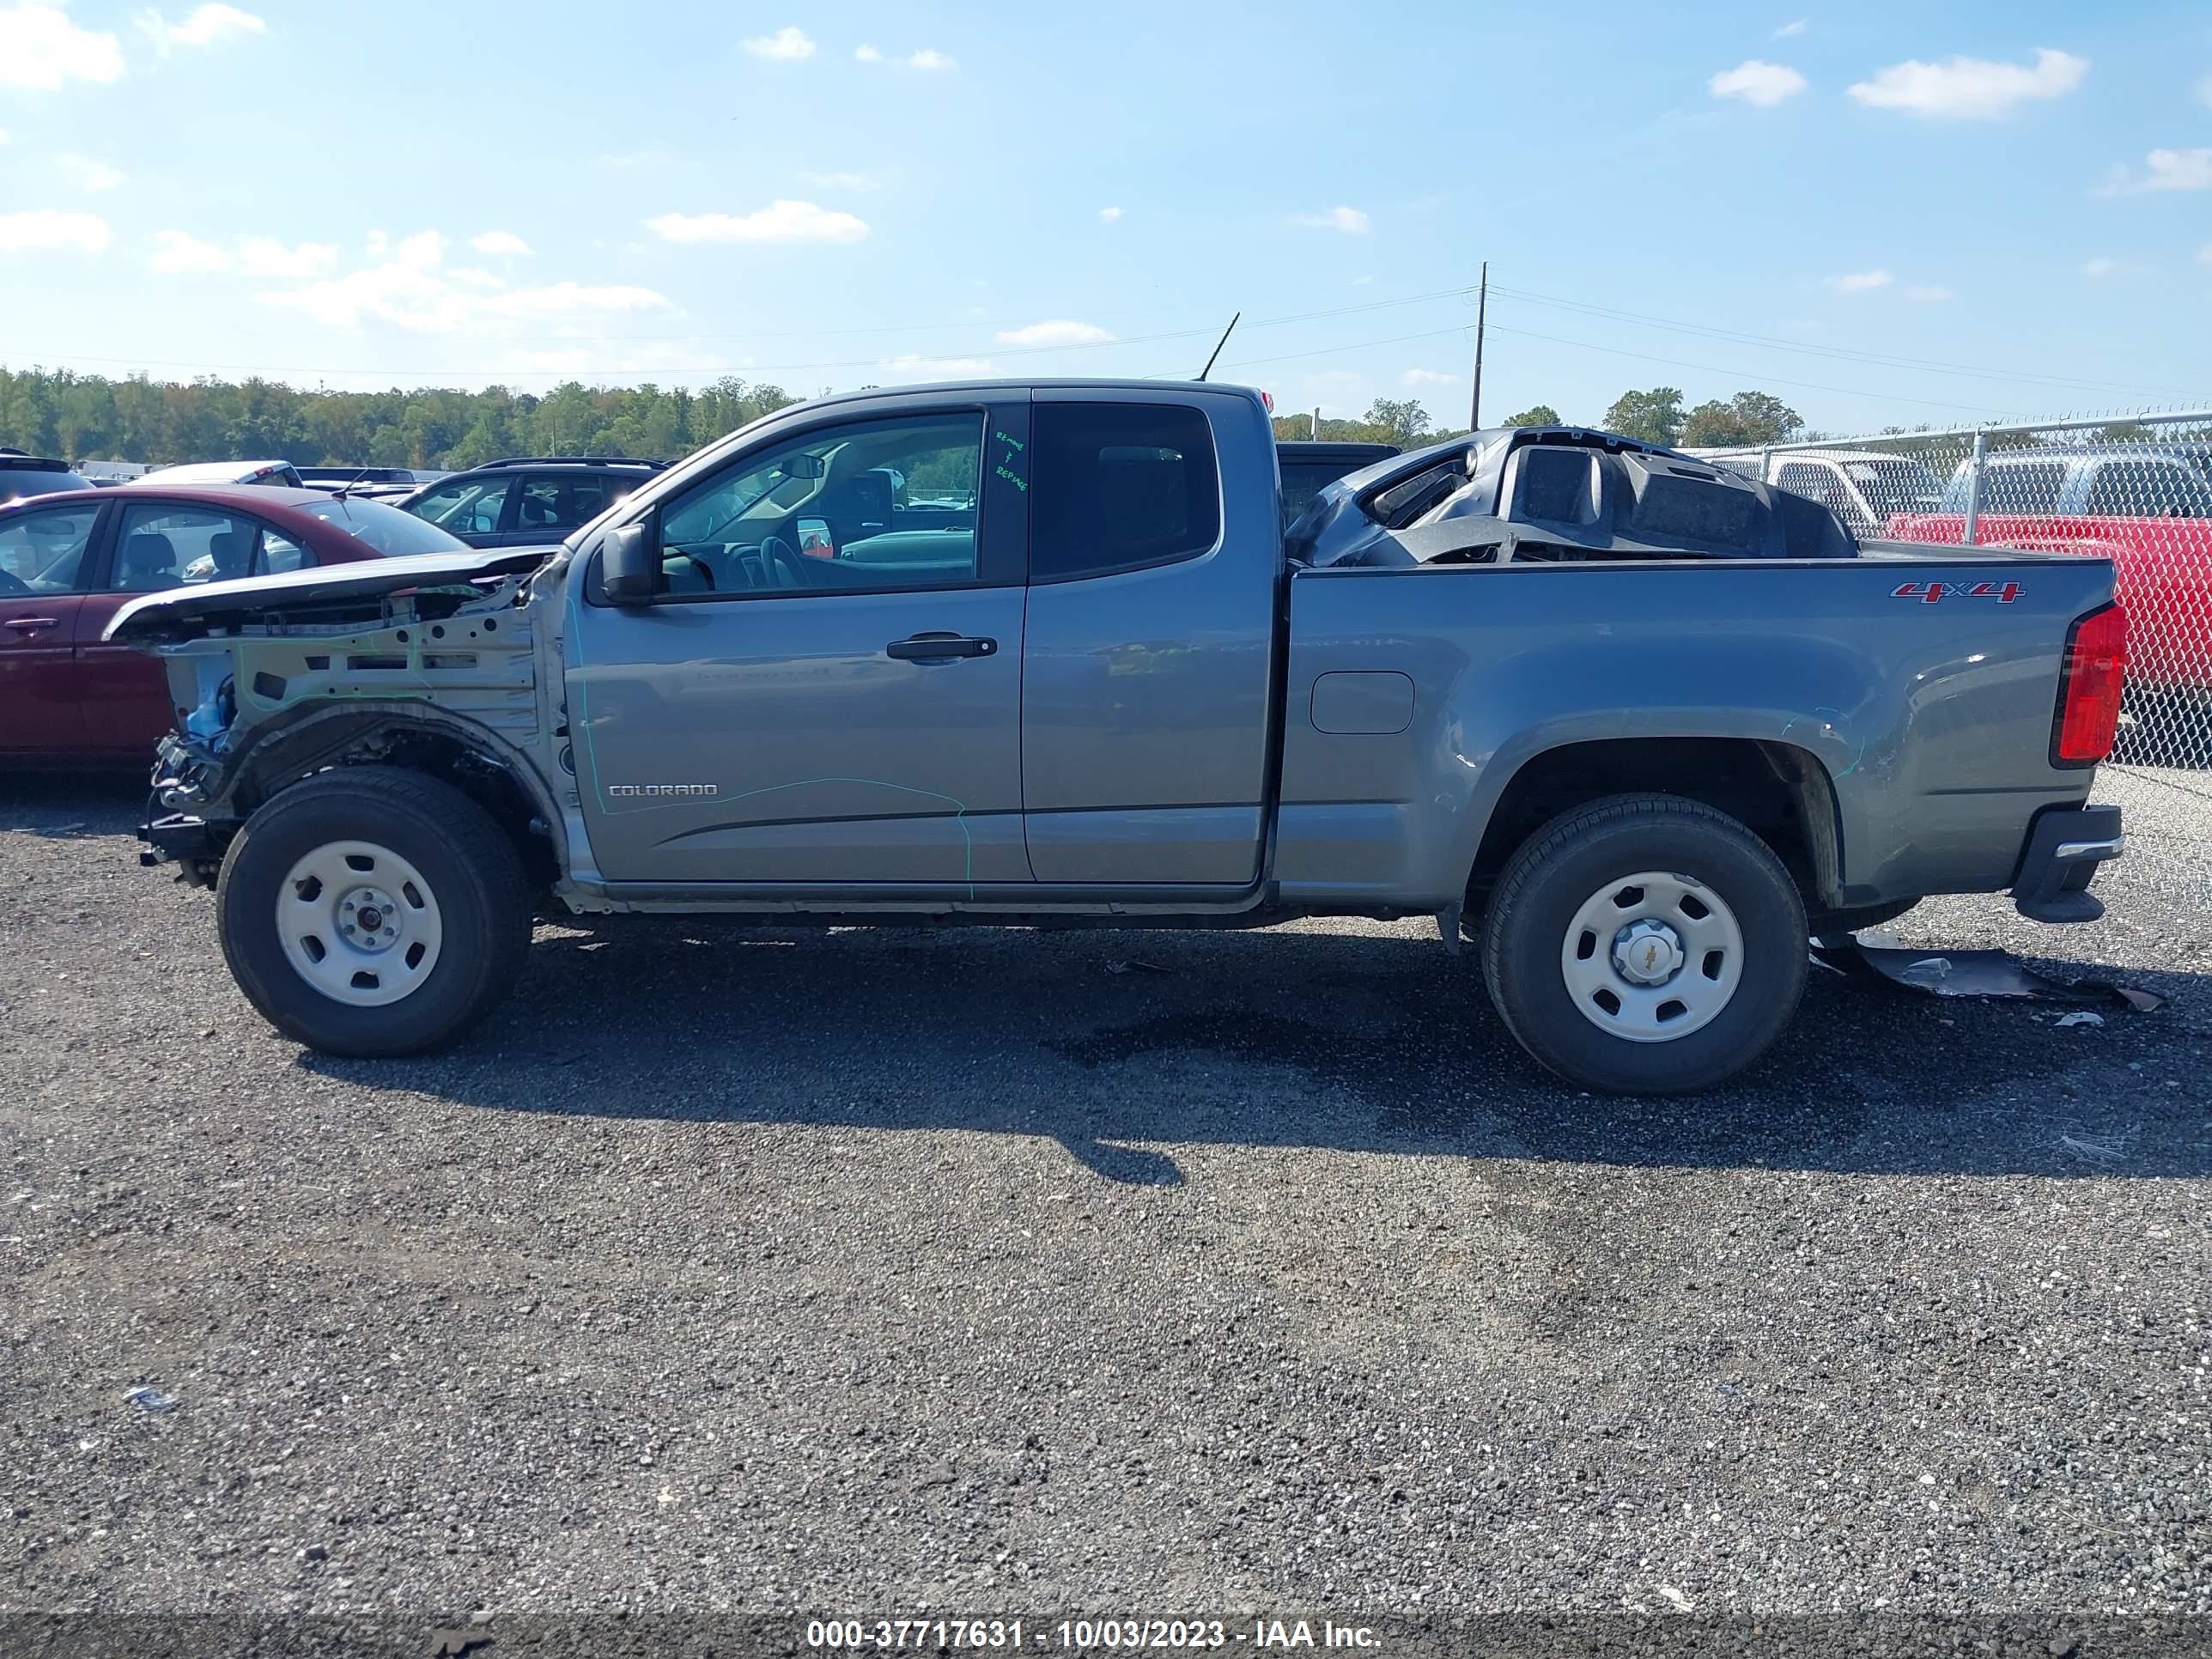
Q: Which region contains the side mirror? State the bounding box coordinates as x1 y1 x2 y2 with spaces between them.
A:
601 520 664 605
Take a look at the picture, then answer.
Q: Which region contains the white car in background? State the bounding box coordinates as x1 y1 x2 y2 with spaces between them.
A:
1692 449 1943 540
131 459 307 489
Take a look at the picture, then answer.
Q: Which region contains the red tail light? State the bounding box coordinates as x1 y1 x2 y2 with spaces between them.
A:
2052 603 2127 766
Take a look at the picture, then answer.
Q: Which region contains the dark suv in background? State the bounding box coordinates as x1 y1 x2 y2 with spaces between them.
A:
397 456 665 547
0 448 97 506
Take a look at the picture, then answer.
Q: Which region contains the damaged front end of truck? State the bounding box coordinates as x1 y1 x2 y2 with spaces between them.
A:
106 548 566 892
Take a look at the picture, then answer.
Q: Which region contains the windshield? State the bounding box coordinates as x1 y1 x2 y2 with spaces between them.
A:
1842 459 1942 519
0 470 94 504
298 495 473 556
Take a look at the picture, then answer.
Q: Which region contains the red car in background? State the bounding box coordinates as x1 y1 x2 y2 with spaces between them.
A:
0 485 474 766
1886 445 2212 693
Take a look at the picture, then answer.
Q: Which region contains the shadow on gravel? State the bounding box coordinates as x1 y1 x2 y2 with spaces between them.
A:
0 773 147 836
296 919 2212 1185
18 766 2197 1185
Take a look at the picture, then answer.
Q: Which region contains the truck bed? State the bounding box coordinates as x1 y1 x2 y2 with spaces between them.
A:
1274 548 2117 910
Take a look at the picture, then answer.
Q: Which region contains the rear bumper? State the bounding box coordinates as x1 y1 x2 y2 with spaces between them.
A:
2011 803 2124 923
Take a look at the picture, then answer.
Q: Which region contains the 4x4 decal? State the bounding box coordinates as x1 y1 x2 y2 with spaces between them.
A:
1893 580 2022 605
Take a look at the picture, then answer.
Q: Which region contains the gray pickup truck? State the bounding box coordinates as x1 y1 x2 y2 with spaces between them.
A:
111 380 2129 1094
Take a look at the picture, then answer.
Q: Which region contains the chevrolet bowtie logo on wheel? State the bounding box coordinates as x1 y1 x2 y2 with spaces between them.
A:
607 784 720 798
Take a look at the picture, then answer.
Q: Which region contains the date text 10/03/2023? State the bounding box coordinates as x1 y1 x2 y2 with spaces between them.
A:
805 1620 1382 1650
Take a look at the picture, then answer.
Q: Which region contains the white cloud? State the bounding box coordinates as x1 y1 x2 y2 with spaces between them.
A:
1402 368 1458 387
882 354 994 381
1352 274 1374 286
58 154 124 191
0 3 125 88
1827 270 1893 292
0 209 110 253
741 25 813 60
1904 284 1953 302
2081 256 2148 278
237 235 336 277
1293 205 1369 234
1097 205 1123 223
150 228 227 272
0 128 11 144
153 229 343 277
479 281 671 320
2197 72 2212 109
134 3 263 51
906 47 954 70
2100 147 2212 193
994 319 1114 348
1848 47 2086 119
804 171 879 191
1709 59 1807 106
854 43 880 62
1773 18 1808 37
254 228 673 332
470 229 532 256
2199 244 2212 268
645 200 869 244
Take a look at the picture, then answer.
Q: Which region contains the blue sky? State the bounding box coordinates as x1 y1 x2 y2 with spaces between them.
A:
1 0 2208 434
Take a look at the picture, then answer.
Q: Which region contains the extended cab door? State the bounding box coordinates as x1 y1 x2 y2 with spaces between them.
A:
1018 390 1279 884
567 397 1032 885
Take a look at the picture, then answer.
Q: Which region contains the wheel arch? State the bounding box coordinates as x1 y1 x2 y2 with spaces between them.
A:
1464 737 1844 920
222 701 565 893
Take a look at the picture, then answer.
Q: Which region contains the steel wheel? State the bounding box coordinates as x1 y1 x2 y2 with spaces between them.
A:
1559 869 1744 1043
275 839 445 1008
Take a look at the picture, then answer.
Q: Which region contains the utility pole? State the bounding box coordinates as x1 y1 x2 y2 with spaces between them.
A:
1468 262 1487 430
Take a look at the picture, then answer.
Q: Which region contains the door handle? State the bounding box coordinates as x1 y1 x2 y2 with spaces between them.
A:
3 617 60 634
886 632 997 661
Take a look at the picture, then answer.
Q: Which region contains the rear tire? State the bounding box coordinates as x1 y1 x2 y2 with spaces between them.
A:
216 766 532 1056
1481 794 1807 1095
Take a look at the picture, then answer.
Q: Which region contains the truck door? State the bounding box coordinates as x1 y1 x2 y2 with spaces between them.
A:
566 398 1033 886
1018 391 1279 884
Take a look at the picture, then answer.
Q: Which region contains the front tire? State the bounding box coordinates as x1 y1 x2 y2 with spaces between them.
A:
216 766 532 1056
1481 794 1808 1095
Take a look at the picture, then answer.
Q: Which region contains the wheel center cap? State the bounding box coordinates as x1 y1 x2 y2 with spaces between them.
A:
1613 918 1685 986
337 886 402 953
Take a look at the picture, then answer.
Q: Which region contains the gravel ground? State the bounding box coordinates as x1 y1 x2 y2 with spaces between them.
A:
3 773 2209 1629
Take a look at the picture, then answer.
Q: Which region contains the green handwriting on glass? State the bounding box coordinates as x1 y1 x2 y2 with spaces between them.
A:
994 463 1028 492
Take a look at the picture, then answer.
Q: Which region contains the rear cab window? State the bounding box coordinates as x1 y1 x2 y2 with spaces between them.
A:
1028 403 1221 582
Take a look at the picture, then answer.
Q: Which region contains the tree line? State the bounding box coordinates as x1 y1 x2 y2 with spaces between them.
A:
8 364 2174 473
1269 388 1810 453
0 367 802 469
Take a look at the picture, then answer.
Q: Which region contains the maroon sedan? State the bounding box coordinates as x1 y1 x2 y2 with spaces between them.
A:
0 485 472 765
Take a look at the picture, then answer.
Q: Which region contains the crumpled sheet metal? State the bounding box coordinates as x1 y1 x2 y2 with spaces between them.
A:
1813 941 2163 1012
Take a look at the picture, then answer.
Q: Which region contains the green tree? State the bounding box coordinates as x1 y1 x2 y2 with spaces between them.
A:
1503 404 1561 428
1601 386 1686 446
1364 398 1433 448
1679 390 1803 449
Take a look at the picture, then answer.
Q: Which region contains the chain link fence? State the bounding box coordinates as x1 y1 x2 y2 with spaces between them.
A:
1699 411 2212 902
